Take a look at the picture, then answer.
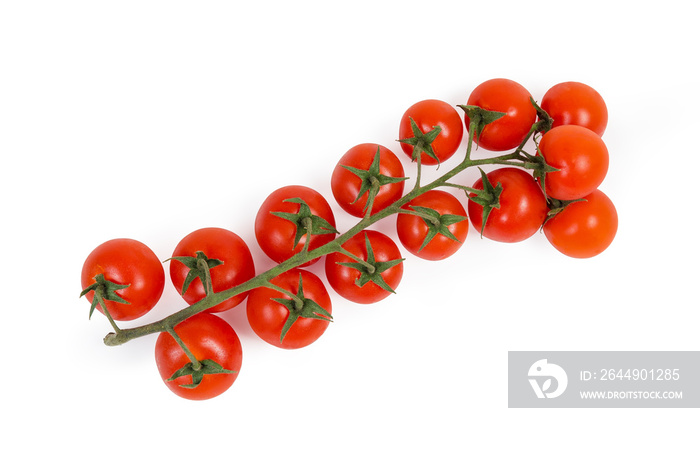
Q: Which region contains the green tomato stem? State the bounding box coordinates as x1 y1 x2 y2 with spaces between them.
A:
102 119 539 347
95 287 121 334
262 280 305 309
166 326 202 371
329 243 376 275
394 207 440 226
197 256 214 296
300 217 314 254
413 154 423 190
362 178 381 219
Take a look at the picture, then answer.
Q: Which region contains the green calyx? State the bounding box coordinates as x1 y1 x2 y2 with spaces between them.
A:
271 273 333 343
528 97 558 192
468 168 504 238
341 145 408 213
337 233 404 294
544 197 587 225
272 198 339 249
398 117 443 165
92 91 573 351
457 105 506 148
530 96 553 134
80 273 130 319
167 358 237 389
403 205 467 251
525 136 559 195
531 155 560 195
166 251 223 296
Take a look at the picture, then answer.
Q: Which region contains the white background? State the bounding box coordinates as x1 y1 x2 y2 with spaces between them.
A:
1 1 698 464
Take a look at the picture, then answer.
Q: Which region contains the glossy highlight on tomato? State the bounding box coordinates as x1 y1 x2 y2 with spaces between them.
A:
541 81 608 136
81 238 165 321
543 189 618 258
467 167 548 243
169 227 255 313
155 312 243 400
464 78 536 152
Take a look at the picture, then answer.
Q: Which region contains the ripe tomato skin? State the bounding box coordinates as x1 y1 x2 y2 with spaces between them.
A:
541 81 608 136
538 125 609 200
467 167 548 243
169 227 255 313
246 269 332 350
464 78 536 152
255 185 337 265
81 238 165 321
325 229 403 304
543 189 618 258
399 99 464 165
331 143 405 217
396 190 469 261
155 313 243 400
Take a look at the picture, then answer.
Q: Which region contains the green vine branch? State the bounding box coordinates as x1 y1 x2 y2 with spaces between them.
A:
102 107 552 348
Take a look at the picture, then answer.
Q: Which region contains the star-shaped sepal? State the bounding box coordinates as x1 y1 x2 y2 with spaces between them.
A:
457 105 506 148
336 233 405 295
167 358 238 389
397 117 443 165
272 198 339 249
166 251 224 296
79 273 131 319
271 273 333 343
404 205 468 251
341 145 408 214
531 139 562 195
468 168 504 238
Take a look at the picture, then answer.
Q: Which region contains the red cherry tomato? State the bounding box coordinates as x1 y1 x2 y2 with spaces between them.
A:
541 81 608 136
246 269 332 349
543 189 618 258
464 78 536 152
255 185 337 265
396 190 469 260
398 99 464 165
467 167 548 243
325 229 404 304
81 238 165 321
155 312 243 400
331 143 406 217
169 227 255 313
537 125 609 200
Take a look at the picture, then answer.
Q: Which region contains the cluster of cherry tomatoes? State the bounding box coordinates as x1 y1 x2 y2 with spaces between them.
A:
81 78 617 400
465 79 617 257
